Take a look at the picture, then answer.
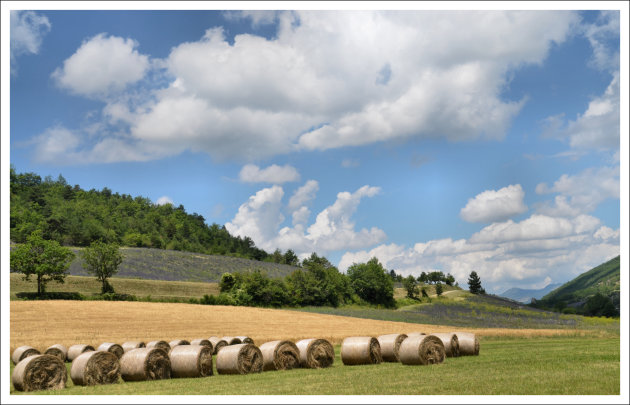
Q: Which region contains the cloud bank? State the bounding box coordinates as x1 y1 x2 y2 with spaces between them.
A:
34 10 580 164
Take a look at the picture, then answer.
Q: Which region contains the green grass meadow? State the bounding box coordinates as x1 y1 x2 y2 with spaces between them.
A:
9 336 620 395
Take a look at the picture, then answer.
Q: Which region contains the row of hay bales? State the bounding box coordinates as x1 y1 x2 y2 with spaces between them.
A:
341 331 479 366
11 331 478 392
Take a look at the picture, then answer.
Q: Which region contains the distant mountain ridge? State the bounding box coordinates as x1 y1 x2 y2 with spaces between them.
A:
499 283 562 303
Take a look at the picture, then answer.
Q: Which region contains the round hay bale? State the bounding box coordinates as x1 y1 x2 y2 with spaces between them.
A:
11 354 67 392
97 342 124 359
398 334 445 365
146 340 170 353
295 338 334 369
216 343 263 375
45 344 68 362
208 337 228 354
455 332 480 356
341 336 382 366
222 336 242 345
70 351 120 386
169 345 213 378
430 332 460 357
12 346 41 365
120 348 171 382
259 340 300 371
236 336 254 344
169 339 190 350
67 344 95 362
377 333 408 362
190 338 212 349
121 341 145 352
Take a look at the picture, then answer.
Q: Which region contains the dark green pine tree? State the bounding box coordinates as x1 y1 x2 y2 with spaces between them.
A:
467 271 485 295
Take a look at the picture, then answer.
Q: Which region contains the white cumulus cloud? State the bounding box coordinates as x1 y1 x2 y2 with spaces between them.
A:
460 184 528 223
35 10 580 164
156 196 174 206
339 212 619 294
225 184 385 256
239 164 300 184
52 33 150 98
535 166 620 216
287 180 319 211
10 10 51 71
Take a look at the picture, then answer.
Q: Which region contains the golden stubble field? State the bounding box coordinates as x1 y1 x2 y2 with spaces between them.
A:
10 300 583 352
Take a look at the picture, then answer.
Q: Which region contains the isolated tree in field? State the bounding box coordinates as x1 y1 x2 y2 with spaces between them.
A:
81 241 123 294
402 275 419 299
10 230 75 296
467 271 485 295
347 257 395 307
435 282 444 297
220 272 236 292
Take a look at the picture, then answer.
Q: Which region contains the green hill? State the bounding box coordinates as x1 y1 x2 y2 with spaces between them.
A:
9 167 270 261
533 256 620 317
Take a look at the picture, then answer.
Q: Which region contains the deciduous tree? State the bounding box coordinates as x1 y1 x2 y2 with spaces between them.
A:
81 241 123 294
10 230 75 296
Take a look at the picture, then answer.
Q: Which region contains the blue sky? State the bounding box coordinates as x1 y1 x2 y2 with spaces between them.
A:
4 4 626 293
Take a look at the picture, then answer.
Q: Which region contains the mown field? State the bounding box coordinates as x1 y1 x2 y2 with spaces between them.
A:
9 336 620 395
9 274 622 396
9 273 219 301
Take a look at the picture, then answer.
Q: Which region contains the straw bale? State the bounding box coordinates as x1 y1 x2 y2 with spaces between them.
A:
430 332 460 357
259 340 300 371
169 345 213 378
454 332 480 356
120 348 171 381
70 351 120 386
341 336 382 366
121 341 145 352
97 342 124 359
398 334 445 365
216 343 263 375
190 338 212 350
12 345 40 365
377 333 408 362
11 354 67 392
221 336 242 345
67 344 95 362
45 344 67 362
146 340 170 353
169 339 190 350
208 337 228 354
236 336 254 344
295 338 334 369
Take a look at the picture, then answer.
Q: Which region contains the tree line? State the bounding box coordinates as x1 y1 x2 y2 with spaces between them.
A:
10 167 268 261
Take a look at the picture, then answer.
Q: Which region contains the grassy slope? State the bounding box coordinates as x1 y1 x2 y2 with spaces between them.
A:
10 336 620 395
541 255 620 304
298 292 620 332
62 246 300 282
9 273 219 300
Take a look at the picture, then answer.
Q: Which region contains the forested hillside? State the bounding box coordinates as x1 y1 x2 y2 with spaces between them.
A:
531 256 620 317
10 167 268 260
